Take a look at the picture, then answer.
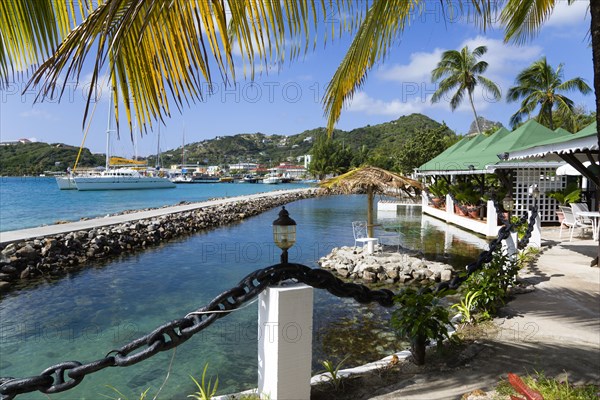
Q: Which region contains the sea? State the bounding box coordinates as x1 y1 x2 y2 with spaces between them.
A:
0 177 488 399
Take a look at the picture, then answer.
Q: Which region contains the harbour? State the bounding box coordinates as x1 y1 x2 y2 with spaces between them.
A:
0 186 487 399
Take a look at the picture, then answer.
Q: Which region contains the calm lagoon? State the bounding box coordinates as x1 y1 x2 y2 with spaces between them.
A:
0 194 487 398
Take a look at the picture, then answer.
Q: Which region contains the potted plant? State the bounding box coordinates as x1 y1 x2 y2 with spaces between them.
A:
451 182 482 218
427 180 449 209
546 183 581 223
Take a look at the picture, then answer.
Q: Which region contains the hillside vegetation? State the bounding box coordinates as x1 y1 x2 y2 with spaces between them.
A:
0 142 105 175
151 113 453 166
1 113 456 175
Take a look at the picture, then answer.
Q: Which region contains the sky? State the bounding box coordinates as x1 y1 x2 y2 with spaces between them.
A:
0 1 594 157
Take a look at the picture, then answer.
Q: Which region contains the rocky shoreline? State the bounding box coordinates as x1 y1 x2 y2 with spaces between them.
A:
0 190 319 293
318 246 454 284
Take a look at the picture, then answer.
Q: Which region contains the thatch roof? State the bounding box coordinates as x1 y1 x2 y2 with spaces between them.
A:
320 166 422 194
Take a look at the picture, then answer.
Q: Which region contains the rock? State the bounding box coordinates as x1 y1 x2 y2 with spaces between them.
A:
20 267 31 279
1 265 17 274
441 269 453 281
16 245 37 260
1 244 17 256
362 271 377 282
0 281 11 292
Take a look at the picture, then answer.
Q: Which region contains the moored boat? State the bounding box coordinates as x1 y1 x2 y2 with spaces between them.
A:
74 169 175 190
262 175 281 184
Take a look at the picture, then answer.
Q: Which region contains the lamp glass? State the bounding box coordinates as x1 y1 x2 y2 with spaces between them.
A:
272 206 297 250
273 225 296 250
502 195 514 211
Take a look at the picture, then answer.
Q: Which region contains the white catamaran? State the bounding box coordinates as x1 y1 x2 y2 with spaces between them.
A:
72 92 175 191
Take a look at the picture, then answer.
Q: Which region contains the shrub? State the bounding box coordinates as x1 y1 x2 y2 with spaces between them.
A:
391 287 452 365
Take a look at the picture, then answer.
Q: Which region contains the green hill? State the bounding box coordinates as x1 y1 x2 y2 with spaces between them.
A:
0 142 105 175
0 114 455 175
151 113 453 166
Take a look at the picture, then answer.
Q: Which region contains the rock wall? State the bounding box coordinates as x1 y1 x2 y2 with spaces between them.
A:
318 246 454 284
0 190 318 293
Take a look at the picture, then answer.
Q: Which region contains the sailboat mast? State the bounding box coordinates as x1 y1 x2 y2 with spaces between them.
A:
182 123 186 166
156 125 160 169
105 89 113 171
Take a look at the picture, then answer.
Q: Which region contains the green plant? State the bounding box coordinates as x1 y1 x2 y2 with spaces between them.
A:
511 215 528 241
100 386 150 400
427 179 449 198
496 371 599 400
546 183 581 206
451 290 480 325
450 181 481 205
463 247 518 319
391 287 452 366
319 356 349 390
189 364 219 400
227 391 271 400
517 247 540 269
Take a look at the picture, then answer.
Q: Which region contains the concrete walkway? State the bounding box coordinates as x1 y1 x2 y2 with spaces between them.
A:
0 188 312 245
368 228 600 399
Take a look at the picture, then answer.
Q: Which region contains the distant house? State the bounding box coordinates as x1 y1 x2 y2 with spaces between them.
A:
0 138 31 146
229 162 258 171
268 162 307 178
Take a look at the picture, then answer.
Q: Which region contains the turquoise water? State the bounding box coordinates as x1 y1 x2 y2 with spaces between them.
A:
0 193 487 399
0 177 308 232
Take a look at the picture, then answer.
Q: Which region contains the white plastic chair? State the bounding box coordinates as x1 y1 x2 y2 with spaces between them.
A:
559 206 593 241
571 203 593 224
352 221 379 252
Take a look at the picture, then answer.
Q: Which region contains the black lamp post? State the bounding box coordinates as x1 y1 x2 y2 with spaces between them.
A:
273 206 296 264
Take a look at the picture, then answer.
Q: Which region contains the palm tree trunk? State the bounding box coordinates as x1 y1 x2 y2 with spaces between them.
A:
468 91 482 135
590 0 600 264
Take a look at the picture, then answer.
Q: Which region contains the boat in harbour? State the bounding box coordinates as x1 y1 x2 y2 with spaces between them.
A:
262 174 281 184
242 174 259 183
72 91 175 191
74 168 175 190
56 175 77 190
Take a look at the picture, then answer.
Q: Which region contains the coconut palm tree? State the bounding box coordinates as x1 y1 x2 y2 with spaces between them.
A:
506 57 591 129
430 45 500 136
1 0 598 148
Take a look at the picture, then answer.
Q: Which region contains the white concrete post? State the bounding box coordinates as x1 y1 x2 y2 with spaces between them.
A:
486 200 498 237
258 283 313 400
503 231 518 260
527 209 542 248
445 193 454 221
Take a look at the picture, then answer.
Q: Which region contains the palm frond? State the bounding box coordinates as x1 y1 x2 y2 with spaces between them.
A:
320 165 422 194
500 0 556 44
476 75 501 100
0 0 92 88
556 77 592 94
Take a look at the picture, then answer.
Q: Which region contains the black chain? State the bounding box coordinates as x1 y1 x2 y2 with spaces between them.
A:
0 264 394 399
0 206 540 399
518 205 539 249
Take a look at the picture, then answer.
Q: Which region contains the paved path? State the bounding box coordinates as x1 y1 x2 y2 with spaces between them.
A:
0 188 312 245
368 229 600 400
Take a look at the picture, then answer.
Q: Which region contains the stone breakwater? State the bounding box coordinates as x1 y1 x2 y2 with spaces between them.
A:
0 190 318 293
318 246 454 284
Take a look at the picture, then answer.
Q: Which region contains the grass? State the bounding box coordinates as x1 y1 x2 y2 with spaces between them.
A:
495 372 598 400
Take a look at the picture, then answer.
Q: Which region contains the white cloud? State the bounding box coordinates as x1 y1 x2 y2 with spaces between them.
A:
379 49 445 83
346 92 426 116
545 1 589 28
370 36 541 117
19 109 56 120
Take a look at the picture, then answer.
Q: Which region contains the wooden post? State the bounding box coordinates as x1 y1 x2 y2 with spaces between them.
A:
367 187 374 238
258 284 313 400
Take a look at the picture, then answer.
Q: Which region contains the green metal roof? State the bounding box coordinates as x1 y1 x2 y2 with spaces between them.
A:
418 120 570 172
510 122 597 152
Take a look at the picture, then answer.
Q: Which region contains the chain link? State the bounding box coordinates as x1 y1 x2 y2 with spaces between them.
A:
0 206 539 399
